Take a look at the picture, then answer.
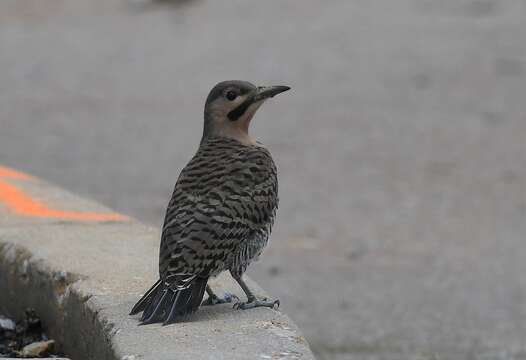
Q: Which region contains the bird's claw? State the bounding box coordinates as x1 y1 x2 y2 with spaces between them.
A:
233 298 280 310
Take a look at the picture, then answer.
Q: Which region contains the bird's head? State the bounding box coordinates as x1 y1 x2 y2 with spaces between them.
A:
202 80 290 145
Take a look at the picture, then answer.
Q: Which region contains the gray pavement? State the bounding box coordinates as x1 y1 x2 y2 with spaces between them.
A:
1 0 526 359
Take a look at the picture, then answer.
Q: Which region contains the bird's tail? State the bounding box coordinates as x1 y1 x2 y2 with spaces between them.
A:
129 277 208 325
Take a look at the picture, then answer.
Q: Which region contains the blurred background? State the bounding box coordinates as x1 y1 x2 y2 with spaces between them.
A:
1 1 526 359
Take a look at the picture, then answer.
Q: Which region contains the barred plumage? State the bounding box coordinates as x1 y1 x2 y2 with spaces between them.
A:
130 80 290 324
160 137 278 282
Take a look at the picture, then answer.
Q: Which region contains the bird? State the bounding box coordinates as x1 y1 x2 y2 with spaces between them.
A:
130 80 290 325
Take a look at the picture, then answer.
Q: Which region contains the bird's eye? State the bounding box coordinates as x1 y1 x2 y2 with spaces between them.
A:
225 90 238 101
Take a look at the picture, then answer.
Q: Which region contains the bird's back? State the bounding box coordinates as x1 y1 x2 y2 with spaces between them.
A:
160 136 278 288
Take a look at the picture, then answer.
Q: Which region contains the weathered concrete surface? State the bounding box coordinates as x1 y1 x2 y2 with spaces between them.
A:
2 1 526 359
0 172 314 360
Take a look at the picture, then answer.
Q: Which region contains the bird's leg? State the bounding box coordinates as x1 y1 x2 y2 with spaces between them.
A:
231 274 280 310
202 285 237 306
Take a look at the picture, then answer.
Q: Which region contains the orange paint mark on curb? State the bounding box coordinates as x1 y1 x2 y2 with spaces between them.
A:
0 166 31 180
0 166 126 221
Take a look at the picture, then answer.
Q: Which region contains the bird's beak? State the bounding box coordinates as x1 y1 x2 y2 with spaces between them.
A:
228 85 291 121
253 85 291 102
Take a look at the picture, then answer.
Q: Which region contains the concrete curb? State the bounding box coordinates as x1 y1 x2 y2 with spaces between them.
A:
0 166 314 360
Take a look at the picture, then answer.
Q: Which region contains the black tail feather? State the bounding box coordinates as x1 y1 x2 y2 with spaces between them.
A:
164 278 207 325
140 288 170 324
130 278 208 325
130 279 162 315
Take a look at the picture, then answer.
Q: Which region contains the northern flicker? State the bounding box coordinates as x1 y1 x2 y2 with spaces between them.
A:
130 80 290 325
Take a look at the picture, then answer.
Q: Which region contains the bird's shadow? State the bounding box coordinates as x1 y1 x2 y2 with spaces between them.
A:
129 299 268 327
182 303 241 324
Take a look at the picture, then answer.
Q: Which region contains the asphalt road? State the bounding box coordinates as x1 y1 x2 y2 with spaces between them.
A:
2 1 526 359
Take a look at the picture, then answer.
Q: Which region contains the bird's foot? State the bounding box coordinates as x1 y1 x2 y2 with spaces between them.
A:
202 293 238 306
233 297 280 310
